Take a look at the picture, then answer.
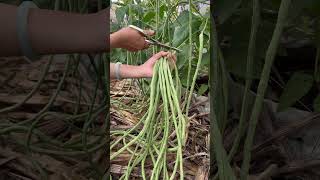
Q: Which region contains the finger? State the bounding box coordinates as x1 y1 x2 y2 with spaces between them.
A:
166 52 175 62
166 53 176 69
171 53 177 62
143 38 151 49
170 55 176 63
144 29 156 36
171 55 176 62
159 51 170 58
152 51 169 60
147 51 166 64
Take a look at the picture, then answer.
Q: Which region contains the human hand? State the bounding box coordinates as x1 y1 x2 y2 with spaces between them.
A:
138 51 177 78
111 27 155 52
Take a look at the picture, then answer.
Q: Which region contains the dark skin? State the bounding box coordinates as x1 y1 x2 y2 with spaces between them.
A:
0 3 176 79
0 3 107 56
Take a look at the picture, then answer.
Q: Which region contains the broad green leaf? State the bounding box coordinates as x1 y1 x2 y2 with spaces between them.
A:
221 9 274 79
131 4 143 15
173 11 190 26
214 0 242 24
172 11 201 47
176 45 191 70
158 24 175 43
173 10 200 27
160 4 167 18
180 64 196 87
111 23 120 32
172 26 189 47
314 94 320 112
143 11 155 22
173 12 200 35
201 52 210 66
278 72 313 112
116 6 127 23
198 84 208 95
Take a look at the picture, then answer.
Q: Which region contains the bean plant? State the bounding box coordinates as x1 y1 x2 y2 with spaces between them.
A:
110 0 210 179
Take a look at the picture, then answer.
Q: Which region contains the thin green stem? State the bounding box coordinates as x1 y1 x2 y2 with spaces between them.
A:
228 0 261 160
240 1 292 179
185 0 193 113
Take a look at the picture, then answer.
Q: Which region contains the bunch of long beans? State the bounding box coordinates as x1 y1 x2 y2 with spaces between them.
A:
110 11 208 177
111 57 186 180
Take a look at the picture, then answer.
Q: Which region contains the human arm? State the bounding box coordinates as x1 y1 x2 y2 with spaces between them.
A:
0 3 107 56
0 3 155 57
110 51 176 79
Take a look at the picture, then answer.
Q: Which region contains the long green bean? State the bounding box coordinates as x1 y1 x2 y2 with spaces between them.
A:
111 57 186 179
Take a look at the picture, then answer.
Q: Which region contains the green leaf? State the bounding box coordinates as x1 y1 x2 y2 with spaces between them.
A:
201 52 210 66
131 4 143 15
314 94 320 112
221 9 274 79
173 11 190 26
143 11 155 22
214 0 242 24
172 26 189 47
160 4 167 18
172 11 201 47
176 45 191 70
278 72 313 112
116 6 128 23
180 65 196 87
111 23 120 32
198 84 208 95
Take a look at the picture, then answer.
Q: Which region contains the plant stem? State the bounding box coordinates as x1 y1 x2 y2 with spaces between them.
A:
314 19 320 82
211 15 237 180
186 19 207 117
228 0 261 160
185 0 193 113
240 1 292 179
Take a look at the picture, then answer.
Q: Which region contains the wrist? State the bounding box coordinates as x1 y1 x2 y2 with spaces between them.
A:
136 65 147 77
119 64 146 79
137 64 153 78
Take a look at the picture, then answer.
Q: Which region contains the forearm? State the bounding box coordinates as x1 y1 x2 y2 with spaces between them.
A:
0 3 108 56
29 8 108 55
0 3 21 56
110 63 146 79
110 33 120 50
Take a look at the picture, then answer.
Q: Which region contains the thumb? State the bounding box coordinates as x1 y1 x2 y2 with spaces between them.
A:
144 29 156 36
